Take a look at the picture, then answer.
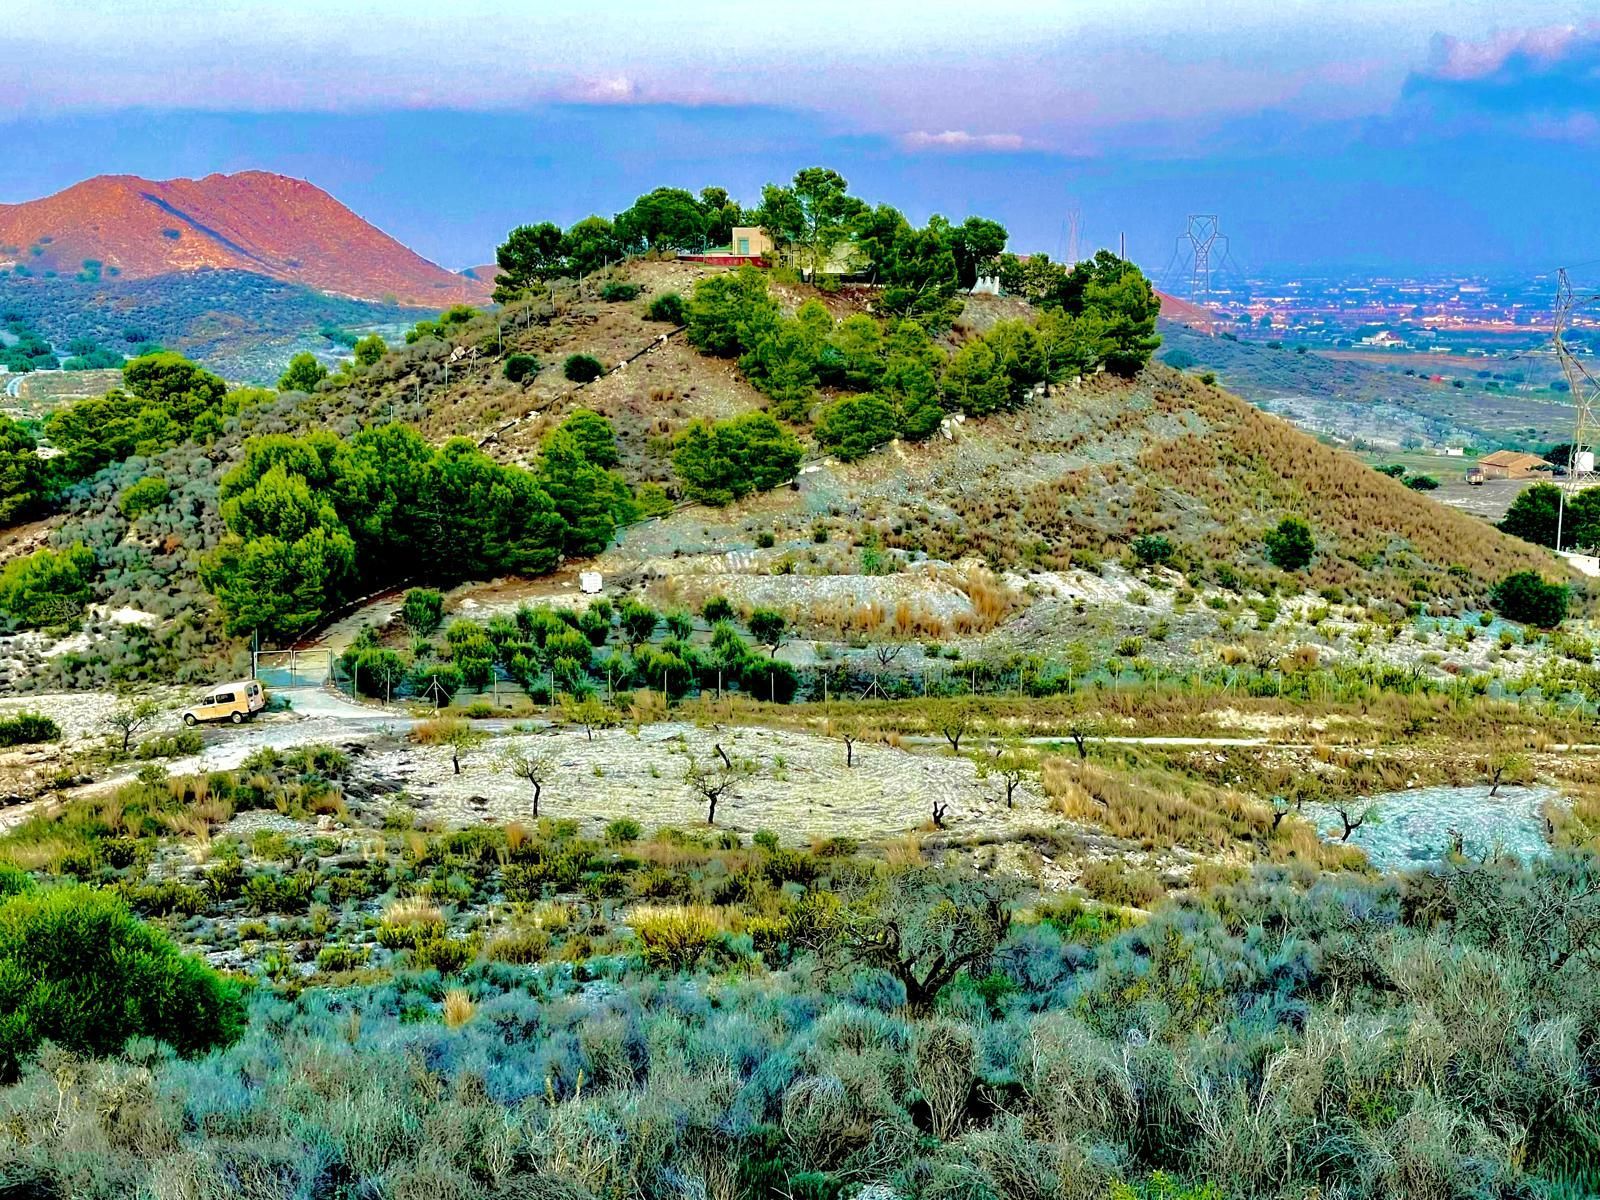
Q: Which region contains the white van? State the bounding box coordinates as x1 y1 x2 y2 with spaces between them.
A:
181 680 266 725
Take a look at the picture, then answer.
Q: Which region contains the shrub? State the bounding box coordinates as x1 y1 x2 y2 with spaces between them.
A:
411 936 473 974
563 353 605 383
0 885 245 1080
605 817 642 845
0 711 60 746
1131 534 1174 566
632 904 722 970
1263 517 1314 571
503 353 541 383
402 587 445 636
117 475 171 520
815 393 899 462
647 292 687 324
0 543 96 629
672 413 803 505
1407 474 1440 491
1492 570 1569 628
599 281 639 302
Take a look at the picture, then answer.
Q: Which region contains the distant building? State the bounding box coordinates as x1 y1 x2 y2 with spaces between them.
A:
678 226 773 266
729 227 772 258
1476 450 1549 480
1433 447 1465 457
1359 329 1406 348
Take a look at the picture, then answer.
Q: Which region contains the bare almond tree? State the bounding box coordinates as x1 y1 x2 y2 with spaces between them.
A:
682 743 757 825
497 748 556 818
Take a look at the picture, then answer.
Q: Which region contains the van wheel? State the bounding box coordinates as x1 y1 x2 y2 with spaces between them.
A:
230 711 244 724
184 714 198 727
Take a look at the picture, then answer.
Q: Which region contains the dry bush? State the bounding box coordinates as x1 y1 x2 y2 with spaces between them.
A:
442 989 477 1028
1078 860 1165 909
629 689 669 723
950 567 1019 632
630 903 727 970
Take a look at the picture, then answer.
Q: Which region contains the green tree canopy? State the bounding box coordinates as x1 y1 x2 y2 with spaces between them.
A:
947 215 1009 289
561 215 623 275
494 222 567 301
758 167 868 278
204 425 585 639
352 334 388 367
1499 482 1600 551
0 416 45 525
1264 517 1315 571
1492 570 1569 628
686 266 781 357
815 393 900 461
278 351 329 393
615 188 708 252
672 412 803 506
0 543 96 629
122 352 228 427
1081 259 1162 376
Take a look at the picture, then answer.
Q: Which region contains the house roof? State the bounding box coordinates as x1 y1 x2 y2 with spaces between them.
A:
1478 450 1547 468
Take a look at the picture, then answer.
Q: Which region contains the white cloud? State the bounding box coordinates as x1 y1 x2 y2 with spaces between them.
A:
574 75 639 103
901 129 1024 151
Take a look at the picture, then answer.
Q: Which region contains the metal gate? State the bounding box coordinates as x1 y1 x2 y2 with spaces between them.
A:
253 648 334 690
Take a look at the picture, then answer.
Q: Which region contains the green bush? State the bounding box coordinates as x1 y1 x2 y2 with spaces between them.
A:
402 588 445 636
1492 570 1569 628
599 281 639 302
647 292 687 324
1131 534 1175 566
0 885 245 1080
0 543 96 629
672 413 803 505
117 475 171 520
605 817 642 845
1263 516 1314 571
503 353 541 383
563 353 605 383
0 711 60 746
815 393 899 462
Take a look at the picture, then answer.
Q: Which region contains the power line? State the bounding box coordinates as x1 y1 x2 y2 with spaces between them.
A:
1158 214 1241 300
1551 266 1600 552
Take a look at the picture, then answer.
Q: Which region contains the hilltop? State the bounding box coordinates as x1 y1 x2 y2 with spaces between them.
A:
0 172 488 307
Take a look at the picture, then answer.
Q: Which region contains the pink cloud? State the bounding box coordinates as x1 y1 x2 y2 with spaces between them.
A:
1426 22 1600 81
901 129 1024 152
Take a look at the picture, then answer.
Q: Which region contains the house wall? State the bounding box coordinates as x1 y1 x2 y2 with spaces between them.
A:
730 226 773 257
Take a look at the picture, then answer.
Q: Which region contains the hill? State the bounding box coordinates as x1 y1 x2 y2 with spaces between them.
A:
0 269 424 383
0 172 489 307
6 257 1585 694
1156 290 1221 332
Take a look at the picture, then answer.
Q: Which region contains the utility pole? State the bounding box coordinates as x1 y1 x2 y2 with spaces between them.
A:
1551 267 1598 553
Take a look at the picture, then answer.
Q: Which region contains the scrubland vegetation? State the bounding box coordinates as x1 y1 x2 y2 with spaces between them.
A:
3 167 1600 1198
0 738 1598 1198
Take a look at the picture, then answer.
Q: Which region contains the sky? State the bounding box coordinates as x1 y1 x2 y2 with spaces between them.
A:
4 1 1600 275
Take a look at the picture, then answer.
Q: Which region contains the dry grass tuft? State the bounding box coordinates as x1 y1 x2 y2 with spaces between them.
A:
442 988 477 1028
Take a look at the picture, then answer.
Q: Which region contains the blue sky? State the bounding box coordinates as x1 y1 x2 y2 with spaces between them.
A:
4 2 1599 273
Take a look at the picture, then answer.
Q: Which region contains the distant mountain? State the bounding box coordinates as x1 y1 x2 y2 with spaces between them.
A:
0 172 491 307
1156 291 1222 333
